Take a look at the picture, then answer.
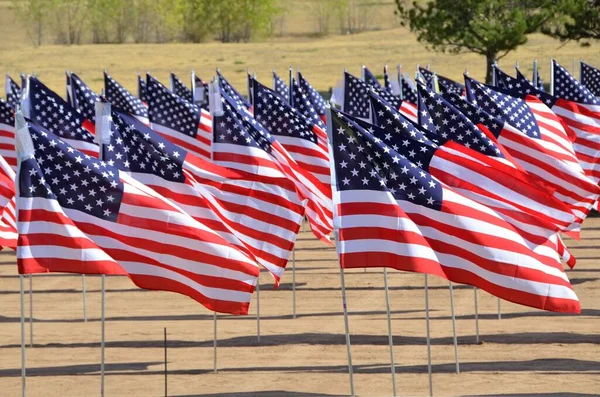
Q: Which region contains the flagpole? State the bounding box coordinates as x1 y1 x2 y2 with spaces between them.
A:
256 276 261 344
473 287 480 344
82 275 87 322
213 311 217 372
339 264 355 397
497 299 501 320
28 275 33 347
383 268 397 396
449 282 459 374
424 274 433 397
100 275 106 397
292 246 296 319
550 59 555 96
20 275 26 397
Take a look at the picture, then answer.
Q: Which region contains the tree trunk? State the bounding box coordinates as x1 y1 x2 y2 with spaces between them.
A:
485 53 497 85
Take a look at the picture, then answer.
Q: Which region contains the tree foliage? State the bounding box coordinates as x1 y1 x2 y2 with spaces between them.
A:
395 0 558 83
542 0 600 44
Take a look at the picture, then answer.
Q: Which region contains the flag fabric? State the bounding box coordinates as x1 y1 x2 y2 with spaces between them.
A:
0 153 17 249
290 76 326 130
445 82 599 230
170 72 194 103
362 66 383 89
580 61 600 97
272 71 290 103
329 109 580 313
0 99 16 170
213 88 333 243
399 75 419 122
252 78 331 185
104 72 149 123
217 70 251 109
146 74 212 160
342 71 371 119
192 72 209 109
418 67 435 88
297 71 327 118
25 77 99 158
16 117 260 314
383 65 395 94
66 72 73 106
361 70 403 111
100 106 304 285
138 74 147 103
69 72 101 122
5 75 20 109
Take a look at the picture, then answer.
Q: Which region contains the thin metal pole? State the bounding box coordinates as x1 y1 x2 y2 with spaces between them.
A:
424 274 433 397
256 277 260 344
100 275 106 397
164 327 168 397
497 298 501 320
292 247 296 319
82 275 87 322
20 275 26 397
449 282 460 374
339 266 355 397
473 287 480 344
213 312 217 372
28 275 33 347
383 269 397 396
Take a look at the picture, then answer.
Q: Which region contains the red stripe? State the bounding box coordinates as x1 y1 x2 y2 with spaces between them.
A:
157 131 211 160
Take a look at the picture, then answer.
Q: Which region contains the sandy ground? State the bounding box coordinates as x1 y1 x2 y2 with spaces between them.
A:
0 219 599 397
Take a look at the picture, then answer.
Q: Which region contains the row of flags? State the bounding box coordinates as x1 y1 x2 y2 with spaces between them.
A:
2 58 600 316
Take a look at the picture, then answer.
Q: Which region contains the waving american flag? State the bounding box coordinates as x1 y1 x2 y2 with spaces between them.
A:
104 72 148 123
69 72 100 122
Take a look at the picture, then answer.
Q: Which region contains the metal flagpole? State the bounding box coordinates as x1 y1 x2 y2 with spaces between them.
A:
82 275 87 322
292 247 296 319
383 269 397 396
339 264 355 397
29 275 33 347
424 274 433 397
100 275 106 397
213 312 217 372
473 287 480 344
256 276 261 344
449 282 459 374
20 275 26 397
497 299 501 320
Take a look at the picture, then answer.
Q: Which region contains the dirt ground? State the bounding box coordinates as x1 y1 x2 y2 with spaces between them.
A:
0 218 599 397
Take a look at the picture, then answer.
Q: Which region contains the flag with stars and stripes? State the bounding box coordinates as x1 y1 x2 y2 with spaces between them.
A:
362 66 383 89
342 71 371 119
212 87 333 243
69 72 101 122
24 76 98 158
437 74 466 96
383 65 395 94
580 61 600 97
217 70 251 109
272 71 289 103
0 153 17 249
493 63 600 188
170 72 194 103
192 72 209 109
290 75 326 131
99 105 304 286
414 84 576 233
0 99 16 170
455 77 598 232
297 71 327 118
399 75 419 122
361 70 403 112
104 72 149 123
252 78 331 185
5 75 21 109
138 74 147 103
418 67 434 88
16 116 260 315
328 109 580 313
146 74 213 160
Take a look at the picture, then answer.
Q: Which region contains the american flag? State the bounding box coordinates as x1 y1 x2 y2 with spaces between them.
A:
399 75 419 122
446 82 599 232
383 65 395 94
217 70 251 109
212 88 333 243
192 72 209 109
362 66 383 89
290 76 326 130
0 99 16 170
415 84 576 232
104 72 149 123
170 72 194 103
25 76 99 158
437 75 466 96
361 70 403 111
16 116 260 314
328 109 580 313
580 61 600 97
252 78 330 185
138 74 147 103
0 153 17 249
343 71 371 119
69 72 100 122
297 71 327 117
146 74 212 160
272 71 289 103
418 67 435 88
5 74 21 109
100 106 304 285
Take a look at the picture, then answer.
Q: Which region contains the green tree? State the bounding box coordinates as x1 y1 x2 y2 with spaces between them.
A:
11 0 52 46
395 0 558 83
542 0 600 45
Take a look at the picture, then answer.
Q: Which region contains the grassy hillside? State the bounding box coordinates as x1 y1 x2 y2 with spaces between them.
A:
0 1 599 96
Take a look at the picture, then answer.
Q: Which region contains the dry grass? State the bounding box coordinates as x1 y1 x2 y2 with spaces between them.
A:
0 1 599 98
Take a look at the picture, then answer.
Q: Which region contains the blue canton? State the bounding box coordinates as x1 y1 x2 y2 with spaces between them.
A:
297 71 326 116
71 73 100 122
104 73 148 118
171 72 194 103
272 71 290 103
